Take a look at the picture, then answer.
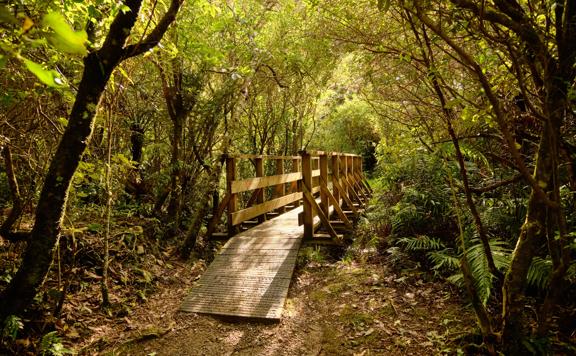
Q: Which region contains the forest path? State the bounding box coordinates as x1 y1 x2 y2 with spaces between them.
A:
90 255 475 355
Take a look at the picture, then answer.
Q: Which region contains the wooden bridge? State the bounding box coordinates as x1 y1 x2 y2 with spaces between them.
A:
180 151 372 319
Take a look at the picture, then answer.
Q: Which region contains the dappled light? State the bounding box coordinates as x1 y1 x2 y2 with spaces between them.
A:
1 0 575 354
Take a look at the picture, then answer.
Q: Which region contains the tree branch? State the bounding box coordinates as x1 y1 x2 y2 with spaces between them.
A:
409 5 559 209
123 0 184 59
470 174 523 194
449 0 552 64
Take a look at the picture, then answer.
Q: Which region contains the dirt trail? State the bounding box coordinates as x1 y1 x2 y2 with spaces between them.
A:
82 254 474 356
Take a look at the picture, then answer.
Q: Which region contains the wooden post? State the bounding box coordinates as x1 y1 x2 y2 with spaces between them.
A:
275 158 286 213
226 155 238 237
348 155 356 202
348 155 353 188
319 152 329 217
340 154 348 205
301 151 313 239
332 153 340 206
292 158 300 207
349 155 355 199
255 157 265 223
312 157 319 192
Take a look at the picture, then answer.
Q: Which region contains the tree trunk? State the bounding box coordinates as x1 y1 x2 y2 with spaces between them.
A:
501 97 563 350
0 145 24 236
0 0 182 321
130 123 145 166
167 113 184 222
180 163 222 259
0 50 113 320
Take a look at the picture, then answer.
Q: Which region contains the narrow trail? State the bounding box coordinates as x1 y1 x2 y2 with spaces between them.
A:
83 254 475 355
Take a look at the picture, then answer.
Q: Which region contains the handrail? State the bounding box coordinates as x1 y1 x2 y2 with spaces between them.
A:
210 151 370 241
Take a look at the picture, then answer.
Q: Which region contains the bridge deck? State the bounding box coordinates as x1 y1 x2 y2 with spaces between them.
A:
180 207 304 319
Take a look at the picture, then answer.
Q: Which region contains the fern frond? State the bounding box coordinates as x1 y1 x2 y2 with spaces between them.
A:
427 248 460 271
446 272 464 287
446 238 512 304
526 257 552 290
397 235 445 251
466 242 493 304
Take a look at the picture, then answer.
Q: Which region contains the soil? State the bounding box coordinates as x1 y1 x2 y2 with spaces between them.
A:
80 251 476 355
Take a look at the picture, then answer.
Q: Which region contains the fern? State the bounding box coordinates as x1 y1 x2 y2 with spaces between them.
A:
525 257 576 291
446 238 512 304
397 235 445 251
390 202 421 234
40 331 72 356
526 257 553 290
427 248 460 271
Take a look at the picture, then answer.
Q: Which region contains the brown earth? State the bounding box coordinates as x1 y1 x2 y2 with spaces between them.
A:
79 251 476 356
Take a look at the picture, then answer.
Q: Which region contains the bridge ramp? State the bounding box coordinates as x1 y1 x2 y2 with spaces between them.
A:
180 207 303 319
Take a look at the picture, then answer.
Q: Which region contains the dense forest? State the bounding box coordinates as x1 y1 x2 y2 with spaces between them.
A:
1 0 575 354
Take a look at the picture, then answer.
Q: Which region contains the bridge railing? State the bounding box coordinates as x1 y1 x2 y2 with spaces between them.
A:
299 151 372 241
207 151 372 242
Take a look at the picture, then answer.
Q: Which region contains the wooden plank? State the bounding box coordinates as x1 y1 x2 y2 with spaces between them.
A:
342 177 364 207
332 177 358 215
230 172 303 194
231 192 302 225
221 241 300 250
319 153 329 217
228 154 301 160
201 270 296 279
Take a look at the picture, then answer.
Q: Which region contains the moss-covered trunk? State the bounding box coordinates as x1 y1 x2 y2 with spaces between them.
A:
501 79 565 349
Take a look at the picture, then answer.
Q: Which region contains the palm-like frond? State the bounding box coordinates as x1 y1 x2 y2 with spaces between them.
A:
526 257 552 290
428 248 460 271
447 238 512 304
397 235 445 251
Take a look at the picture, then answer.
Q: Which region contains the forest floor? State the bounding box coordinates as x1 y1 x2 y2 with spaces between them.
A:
1 213 478 355
80 248 477 355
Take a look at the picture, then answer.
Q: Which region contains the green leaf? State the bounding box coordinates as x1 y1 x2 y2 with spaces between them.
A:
0 55 7 69
42 12 88 56
23 59 65 87
119 5 131 14
57 117 68 127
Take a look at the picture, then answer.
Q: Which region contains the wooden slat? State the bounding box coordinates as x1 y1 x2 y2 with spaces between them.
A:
228 154 301 160
231 192 302 225
231 172 302 193
181 206 304 319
